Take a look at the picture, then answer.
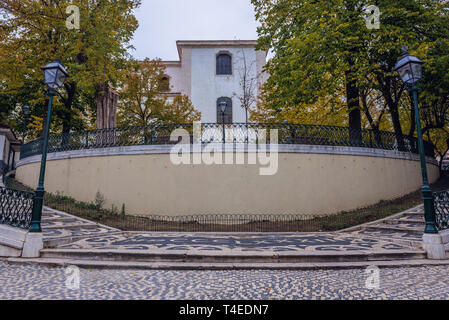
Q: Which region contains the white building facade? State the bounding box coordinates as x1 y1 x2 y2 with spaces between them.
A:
162 40 267 123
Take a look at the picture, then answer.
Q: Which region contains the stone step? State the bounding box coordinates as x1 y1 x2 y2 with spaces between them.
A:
43 229 122 247
42 222 98 230
42 216 78 222
402 211 425 217
6 257 449 271
383 220 425 227
365 223 424 235
347 232 423 249
354 228 423 243
394 217 425 224
39 248 426 264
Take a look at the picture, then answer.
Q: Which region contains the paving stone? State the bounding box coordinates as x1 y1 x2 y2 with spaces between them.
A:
0 262 448 299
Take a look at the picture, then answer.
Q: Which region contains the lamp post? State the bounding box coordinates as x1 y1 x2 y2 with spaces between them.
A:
29 60 68 233
21 104 30 145
394 45 438 234
219 101 227 143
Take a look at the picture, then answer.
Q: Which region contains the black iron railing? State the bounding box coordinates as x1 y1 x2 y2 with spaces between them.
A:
0 186 34 230
4 176 440 232
434 190 449 231
80 213 353 233
20 123 434 160
1 164 8 185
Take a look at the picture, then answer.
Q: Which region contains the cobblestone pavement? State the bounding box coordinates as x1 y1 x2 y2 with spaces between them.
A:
1 262 448 300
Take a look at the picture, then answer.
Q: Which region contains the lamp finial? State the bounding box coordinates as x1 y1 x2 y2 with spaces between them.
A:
401 45 409 55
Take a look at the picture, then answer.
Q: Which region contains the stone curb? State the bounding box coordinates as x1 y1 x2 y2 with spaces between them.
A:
39 247 426 264
4 257 449 271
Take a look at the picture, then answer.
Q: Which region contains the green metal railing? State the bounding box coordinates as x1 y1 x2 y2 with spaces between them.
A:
0 185 34 230
433 190 449 231
20 123 435 160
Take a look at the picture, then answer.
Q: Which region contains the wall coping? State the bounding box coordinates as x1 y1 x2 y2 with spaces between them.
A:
16 144 438 167
0 224 43 258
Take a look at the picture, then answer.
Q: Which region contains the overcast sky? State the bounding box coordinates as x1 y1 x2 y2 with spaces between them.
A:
129 0 260 60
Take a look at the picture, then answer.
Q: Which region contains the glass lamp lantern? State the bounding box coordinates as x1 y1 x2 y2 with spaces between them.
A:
219 101 227 113
42 60 69 89
394 45 423 86
22 104 31 116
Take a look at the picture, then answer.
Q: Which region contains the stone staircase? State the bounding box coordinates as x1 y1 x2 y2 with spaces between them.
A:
41 207 121 247
344 205 426 249
6 204 449 270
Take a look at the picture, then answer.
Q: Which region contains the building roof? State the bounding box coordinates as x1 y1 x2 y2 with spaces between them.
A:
176 40 260 61
0 123 20 144
0 123 12 130
160 40 264 65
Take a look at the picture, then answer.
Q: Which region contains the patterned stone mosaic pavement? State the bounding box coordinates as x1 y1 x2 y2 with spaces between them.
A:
0 261 448 299
32 204 435 259
40 205 429 254
55 232 410 252
345 204 427 246
41 207 121 246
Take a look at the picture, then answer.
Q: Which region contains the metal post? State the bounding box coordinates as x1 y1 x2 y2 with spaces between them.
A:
29 90 54 233
410 85 438 234
222 111 225 143
22 117 27 145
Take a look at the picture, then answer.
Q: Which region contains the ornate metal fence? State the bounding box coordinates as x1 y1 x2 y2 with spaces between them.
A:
0 186 34 230
20 123 434 160
434 190 449 231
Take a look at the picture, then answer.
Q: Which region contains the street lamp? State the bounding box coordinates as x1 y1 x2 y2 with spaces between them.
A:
21 104 31 144
29 60 68 233
219 101 227 143
394 45 438 234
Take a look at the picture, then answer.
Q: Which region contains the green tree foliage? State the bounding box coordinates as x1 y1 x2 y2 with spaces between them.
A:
251 0 449 147
164 95 201 124
0 0 140 136
118 59 200 126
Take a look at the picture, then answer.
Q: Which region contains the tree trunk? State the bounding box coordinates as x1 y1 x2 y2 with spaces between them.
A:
389 101 405 151
345 70 362 144
62 83 77 133
377 75 405 151
96 83 118 130
95 83 118 145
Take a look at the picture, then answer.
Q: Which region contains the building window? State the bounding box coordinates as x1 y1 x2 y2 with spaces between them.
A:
217 97 233 124
161 76 170 92
216 53 232 75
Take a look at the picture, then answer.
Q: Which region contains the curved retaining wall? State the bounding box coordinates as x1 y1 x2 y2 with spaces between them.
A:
16 144 439 216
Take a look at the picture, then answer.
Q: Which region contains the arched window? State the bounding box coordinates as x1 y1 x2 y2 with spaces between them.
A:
161 76 170 92
217 97 233 124
216 53 232 75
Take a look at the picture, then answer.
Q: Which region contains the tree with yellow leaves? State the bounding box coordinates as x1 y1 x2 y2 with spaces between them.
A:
0 0 140 136
252 0 449 151
117 59 200 126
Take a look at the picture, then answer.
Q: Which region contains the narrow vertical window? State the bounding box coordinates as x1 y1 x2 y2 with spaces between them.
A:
161 76 170 92
216 53 232 75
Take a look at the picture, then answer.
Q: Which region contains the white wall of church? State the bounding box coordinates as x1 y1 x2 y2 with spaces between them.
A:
164 65 184 93
190 47 259 123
